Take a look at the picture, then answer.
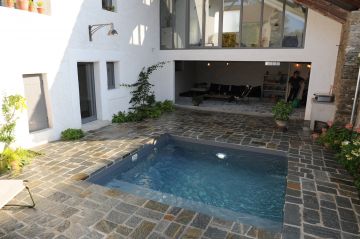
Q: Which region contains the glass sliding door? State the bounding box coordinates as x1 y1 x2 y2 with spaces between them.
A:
222 0 241 48
283 0 306 47
174 0 187 48
160 0 173 49
189 0 204 47
241 0 262 48
204 0 222 47
262 0 284 47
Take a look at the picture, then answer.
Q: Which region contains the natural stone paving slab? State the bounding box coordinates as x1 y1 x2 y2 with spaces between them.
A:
0 109 359 239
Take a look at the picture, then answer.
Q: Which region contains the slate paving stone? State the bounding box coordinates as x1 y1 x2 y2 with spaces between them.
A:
116 202 139 214
303 208 320 224
181 227 203 239
130 221 156 239
145 200 169 213
320 207 340 229
94 220 117 234
340 220 359 234
175 210 196 225
284 203 301 226
191 214 212 229
339 208 357 222
336 196 353 208
124 216 143 228
282 225 300 239
168 207 182 216
303 195 319 210
303 224 341 239
116 224 133 236
320 200 337 209
211 218 233 230
135 208 163 221
164 222 184 238
106 210 131 224
204 226 228 239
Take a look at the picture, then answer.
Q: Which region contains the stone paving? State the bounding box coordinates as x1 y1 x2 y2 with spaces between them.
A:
0 108 359 239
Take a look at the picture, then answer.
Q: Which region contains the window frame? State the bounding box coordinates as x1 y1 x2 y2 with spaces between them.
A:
159 0 308 50
106 62 116 90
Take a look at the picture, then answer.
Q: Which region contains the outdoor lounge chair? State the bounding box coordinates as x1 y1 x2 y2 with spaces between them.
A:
0 180 35 209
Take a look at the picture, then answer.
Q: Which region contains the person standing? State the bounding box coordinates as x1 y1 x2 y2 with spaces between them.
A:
287 71 304 102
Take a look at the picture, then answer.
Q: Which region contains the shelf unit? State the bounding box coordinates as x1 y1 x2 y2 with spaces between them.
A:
262 73 289 99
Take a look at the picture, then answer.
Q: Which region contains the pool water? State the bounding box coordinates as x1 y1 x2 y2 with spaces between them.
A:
88 135 287 231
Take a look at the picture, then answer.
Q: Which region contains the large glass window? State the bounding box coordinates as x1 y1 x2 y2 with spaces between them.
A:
241 0 262 48
160 0 307 49
262 0 284 48
189 0 204 47
222 0 241 48
174 0 187 48
204 0 222 47
283 0 306 47
160 0 173 49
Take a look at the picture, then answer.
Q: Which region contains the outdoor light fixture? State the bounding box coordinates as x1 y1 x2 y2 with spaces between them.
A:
207 62 211 67
88 23 118 41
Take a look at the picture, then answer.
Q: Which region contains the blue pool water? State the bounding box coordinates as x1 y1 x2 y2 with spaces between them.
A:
89 135 287 231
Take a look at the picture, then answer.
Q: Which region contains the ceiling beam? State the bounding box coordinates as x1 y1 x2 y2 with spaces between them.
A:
340 0 360 9
295 0 349 24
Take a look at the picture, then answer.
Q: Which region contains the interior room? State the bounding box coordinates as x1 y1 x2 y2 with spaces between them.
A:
175 60 311 119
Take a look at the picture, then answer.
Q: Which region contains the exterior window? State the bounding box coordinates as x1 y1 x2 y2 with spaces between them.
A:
174 0 187 48
222 0 241 48
107 62 116 90
161 0 307 49
102 0 115 11
204 0 221 47
161 0 174 49
262 0 284 47
189 0 204 47
283 0 306 47
242 0 262 48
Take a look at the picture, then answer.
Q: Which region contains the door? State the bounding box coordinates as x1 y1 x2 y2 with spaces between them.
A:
77 63 97 124
23 74 49 133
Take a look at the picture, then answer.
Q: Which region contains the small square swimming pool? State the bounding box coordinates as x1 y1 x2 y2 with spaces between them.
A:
88 134 287 231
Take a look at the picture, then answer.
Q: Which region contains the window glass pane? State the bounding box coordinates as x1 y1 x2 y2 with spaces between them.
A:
174 0 187 48
283 0 306 47
102 0 113 11
107 62 115 90
189 0 204 47
262 0 284 48
242 0 262 48
160 0 173 49
222 0 241 48
204 0 221 47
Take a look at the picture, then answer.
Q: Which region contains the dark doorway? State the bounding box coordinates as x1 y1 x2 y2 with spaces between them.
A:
77 62 97 124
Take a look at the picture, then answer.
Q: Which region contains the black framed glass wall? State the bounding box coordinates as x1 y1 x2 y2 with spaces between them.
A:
160 0 307 49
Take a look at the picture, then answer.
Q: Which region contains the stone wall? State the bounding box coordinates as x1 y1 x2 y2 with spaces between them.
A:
334 11 360 125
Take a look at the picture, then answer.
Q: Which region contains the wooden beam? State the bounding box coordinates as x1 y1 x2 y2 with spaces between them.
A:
295 0 349 24
340 0 360 8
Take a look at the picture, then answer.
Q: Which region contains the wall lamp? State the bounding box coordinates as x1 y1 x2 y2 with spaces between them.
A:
88 23 118 41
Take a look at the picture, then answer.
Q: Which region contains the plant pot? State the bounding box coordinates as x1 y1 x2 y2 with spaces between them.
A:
28 4 35 12
16 0 28 10
37 6 44 14
5 0 14 8
275 120 288 128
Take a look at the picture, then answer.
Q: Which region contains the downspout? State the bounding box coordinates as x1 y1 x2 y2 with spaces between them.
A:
350 53 360 126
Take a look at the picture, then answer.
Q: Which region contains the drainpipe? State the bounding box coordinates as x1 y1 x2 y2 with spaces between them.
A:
350 53 360 126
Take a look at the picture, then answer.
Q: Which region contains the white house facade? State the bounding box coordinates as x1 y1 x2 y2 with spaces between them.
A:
0 0 345 148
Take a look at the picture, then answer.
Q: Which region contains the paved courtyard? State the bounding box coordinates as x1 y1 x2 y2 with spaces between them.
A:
0 108 359 239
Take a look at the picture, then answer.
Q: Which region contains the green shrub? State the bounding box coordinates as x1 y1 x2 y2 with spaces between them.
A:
272 100 293 121
0 148 39 174
318 125 353 150
112 111 128 123
61 129 85 141
159 100 175 112
338 136 360 174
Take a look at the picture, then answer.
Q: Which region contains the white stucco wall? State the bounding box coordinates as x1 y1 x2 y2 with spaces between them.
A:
0 0 160 148
157 9 343 121
0 1 343 148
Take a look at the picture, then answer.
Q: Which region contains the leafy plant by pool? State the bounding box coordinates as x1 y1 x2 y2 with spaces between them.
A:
272 100 293 127
61 128 85 141
0 95 39 174
112 62 175 123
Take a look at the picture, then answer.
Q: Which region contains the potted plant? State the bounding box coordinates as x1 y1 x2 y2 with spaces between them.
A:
28 0 35 12
272 100 293 128
36 0 44 14
5 0 15 8
16 0 29 10
192 95 203 106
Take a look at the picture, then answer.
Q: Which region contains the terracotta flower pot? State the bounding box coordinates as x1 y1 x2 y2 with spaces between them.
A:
37 7 44 14
6 0 14 8
28 4 36 12
16 0 29 10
